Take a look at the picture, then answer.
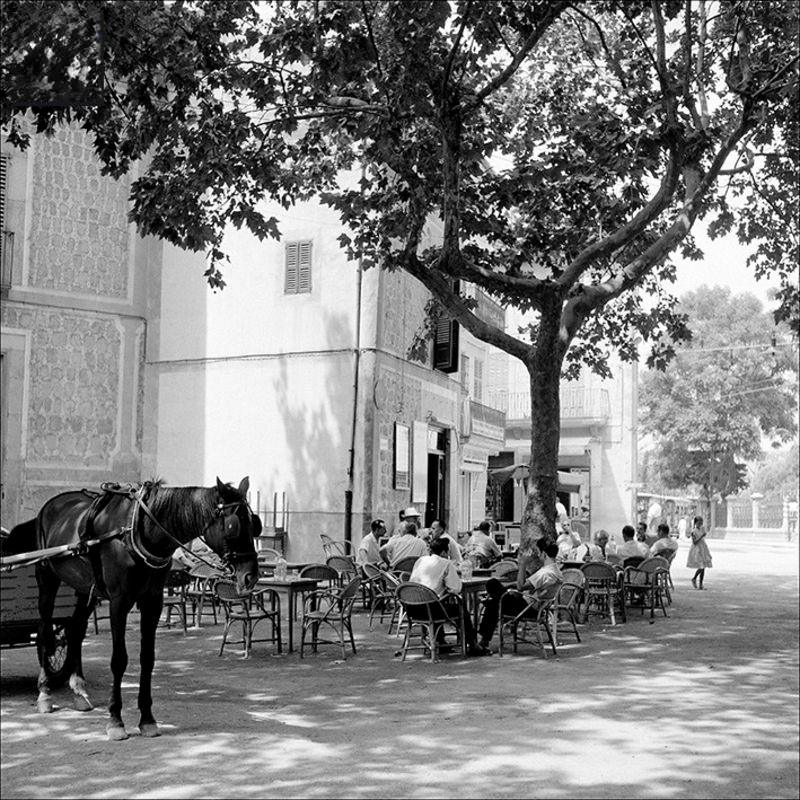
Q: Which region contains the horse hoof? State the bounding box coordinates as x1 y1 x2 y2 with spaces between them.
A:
106 724 129 741
37 698 54 714
139 723 161 738
74 695 93 712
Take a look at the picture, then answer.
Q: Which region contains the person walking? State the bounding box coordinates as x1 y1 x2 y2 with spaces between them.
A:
687 515 713 589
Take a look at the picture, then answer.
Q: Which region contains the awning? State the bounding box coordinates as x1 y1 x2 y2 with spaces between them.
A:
488 463 587 493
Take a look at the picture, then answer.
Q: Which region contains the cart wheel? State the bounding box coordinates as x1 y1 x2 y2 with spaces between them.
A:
37 622 71 688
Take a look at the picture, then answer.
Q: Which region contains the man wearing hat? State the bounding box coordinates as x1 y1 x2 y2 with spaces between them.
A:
380 507 428 568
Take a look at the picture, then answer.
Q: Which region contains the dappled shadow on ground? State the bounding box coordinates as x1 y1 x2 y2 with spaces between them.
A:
2 548 798 799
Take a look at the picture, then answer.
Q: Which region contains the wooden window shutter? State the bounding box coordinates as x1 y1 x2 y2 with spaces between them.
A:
432 279 460 373
284 240 312 294
474 359 483 401
297 241 312 292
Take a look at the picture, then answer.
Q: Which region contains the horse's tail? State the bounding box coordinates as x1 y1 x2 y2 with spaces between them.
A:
1 518 38 556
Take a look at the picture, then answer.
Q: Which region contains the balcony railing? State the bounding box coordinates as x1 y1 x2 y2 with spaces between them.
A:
487 387 611 423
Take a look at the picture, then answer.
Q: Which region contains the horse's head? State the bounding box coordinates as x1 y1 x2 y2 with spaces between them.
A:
205 476 260 593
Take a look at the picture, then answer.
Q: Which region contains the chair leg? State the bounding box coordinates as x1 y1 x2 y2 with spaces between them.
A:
219 618 233 656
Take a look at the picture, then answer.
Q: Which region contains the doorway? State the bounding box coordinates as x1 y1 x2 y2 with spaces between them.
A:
425 452 445 528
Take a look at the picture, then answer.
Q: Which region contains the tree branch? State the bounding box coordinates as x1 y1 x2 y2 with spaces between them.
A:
441 0 472 95
567 5 628 90
470 1 569 106
557 147 680 288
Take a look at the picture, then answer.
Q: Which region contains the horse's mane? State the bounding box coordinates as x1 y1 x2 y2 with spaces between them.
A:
145 479 221 537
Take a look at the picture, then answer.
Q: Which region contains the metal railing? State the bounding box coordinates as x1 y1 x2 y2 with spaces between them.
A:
487 387 611 422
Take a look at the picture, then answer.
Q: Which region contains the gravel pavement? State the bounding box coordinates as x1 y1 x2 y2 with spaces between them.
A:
1 538 798 799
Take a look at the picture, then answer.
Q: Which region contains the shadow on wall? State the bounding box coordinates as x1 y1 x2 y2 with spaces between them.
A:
273 310 356 562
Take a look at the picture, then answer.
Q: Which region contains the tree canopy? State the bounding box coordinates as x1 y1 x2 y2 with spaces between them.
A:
640 285 798 510
3 0 798 542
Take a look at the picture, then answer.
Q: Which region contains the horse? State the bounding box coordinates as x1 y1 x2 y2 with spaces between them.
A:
13 475 260 741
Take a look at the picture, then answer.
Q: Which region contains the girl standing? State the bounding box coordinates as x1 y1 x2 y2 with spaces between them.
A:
687 515 713 589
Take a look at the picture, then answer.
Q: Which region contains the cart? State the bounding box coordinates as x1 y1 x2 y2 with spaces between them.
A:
1 527 81 687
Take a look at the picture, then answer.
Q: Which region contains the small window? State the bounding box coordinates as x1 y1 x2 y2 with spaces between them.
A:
284 240 312 294
473 359 483 402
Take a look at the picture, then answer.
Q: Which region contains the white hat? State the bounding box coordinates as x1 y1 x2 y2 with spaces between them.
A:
403 506 421 518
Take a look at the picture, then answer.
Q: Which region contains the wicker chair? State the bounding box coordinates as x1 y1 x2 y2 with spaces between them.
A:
320 534 355 559
299 563 340 588
326 555 359 586
552 581 583 645
623 557 670 619
362 564 400 629
299 576 362 659
186 564 225 627
395 582 466 662
490 560 519 580
215 581 282 657
160 569 191 634
581 562 626 625
497 589 559 658
393 555 422 574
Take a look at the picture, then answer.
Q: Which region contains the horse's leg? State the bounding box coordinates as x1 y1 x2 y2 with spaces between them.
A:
136 591 163 738
67 593 97 712
106 595 134 741
35 566 60 713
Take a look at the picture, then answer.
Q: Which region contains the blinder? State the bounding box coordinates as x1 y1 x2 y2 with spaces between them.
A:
210 499 258 570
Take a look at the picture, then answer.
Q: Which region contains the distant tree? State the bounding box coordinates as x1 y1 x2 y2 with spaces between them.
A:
3 1 798 547
640 286 798 524
749 441 800 504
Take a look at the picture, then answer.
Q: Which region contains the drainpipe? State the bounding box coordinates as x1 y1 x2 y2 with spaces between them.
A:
345 168 366 545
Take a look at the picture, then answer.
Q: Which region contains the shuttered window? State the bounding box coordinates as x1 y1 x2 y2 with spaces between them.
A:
0 155 7 233
284 240 312 294
432 279 460 373
473 359 484 402
460 354 470 391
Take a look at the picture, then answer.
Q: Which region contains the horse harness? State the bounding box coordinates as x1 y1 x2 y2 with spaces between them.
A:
79 482 251 578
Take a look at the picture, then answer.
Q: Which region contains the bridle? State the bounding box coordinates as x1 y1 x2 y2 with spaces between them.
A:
120 483 257 573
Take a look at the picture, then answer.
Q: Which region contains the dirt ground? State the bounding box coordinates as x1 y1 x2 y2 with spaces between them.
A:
1 538 798 800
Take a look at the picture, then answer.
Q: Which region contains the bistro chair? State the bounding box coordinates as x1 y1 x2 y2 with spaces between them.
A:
605 553 623 568
497 588 559 658
257 548 283 576
622 556 645 570
325 555 359 586
362 563 401 630
561 560 586 571
581 562 626 625
216 580 282 658
299 576 362 660
490 560 519 580
395 582 466 662
552 581 583 646
623 557 670 620
655 548 676 598
186 564 225 627
320 534 354 559
299 563 340 588
160 568 191 634
393 555 422 574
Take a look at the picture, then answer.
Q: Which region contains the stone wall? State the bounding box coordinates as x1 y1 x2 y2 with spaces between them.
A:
27 127 130 297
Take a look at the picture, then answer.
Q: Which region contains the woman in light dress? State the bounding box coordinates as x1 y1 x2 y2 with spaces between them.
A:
687 515 713 589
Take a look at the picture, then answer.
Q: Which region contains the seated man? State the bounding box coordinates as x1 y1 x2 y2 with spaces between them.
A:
648 522 679 559
408 537 482 656
556 527 581 561
358 519 386 566
379 519 428 569
476 538 562 651
569 531 605 562
463 521 502 568
428 519 462 564
618 525 649 558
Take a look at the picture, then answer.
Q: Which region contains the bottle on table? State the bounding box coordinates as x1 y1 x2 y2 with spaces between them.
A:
275 556 288 580
461 557 473 580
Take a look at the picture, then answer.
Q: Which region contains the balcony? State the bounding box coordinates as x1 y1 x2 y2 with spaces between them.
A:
463 398 506 444
487 387 611 425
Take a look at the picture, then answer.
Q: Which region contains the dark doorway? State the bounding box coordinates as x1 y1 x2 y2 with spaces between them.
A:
425 453 445 527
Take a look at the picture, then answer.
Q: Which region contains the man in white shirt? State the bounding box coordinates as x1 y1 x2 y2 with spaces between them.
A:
464 521 502 568
648 523 679 559
358 519 386 566
618 525 649 559
477 538 562 652
379 519 428 568
408 537 481 656
429 519 462 564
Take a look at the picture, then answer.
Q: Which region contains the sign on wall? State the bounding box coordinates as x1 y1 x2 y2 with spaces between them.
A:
394 422 410 489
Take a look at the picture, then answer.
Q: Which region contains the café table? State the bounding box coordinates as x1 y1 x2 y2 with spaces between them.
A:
257 576 318 653
459 575 515 630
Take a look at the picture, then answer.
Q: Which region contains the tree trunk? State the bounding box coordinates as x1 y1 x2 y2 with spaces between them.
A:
520 306 564 554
